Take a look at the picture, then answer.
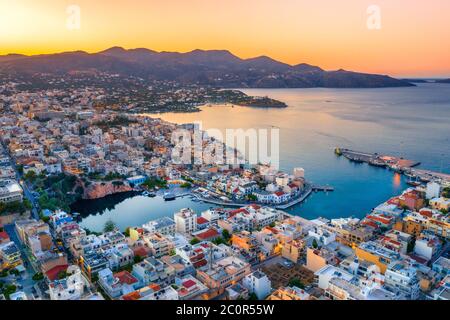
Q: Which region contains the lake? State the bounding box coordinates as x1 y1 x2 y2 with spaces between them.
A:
78 83 450 232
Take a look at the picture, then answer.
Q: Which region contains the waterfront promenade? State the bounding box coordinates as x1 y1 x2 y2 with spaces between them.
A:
189 184 322 210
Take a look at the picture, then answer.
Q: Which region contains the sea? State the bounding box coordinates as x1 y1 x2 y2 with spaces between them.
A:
76 83 450 232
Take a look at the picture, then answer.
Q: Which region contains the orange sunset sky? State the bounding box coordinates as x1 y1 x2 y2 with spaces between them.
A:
1 0 449 77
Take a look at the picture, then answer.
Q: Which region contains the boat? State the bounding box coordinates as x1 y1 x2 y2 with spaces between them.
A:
142 191 150 196
406 180 421 187
163 192 176 201
368 159 387 167
148 192 156 197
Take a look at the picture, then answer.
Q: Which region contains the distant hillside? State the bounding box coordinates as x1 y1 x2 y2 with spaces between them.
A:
436 78 450 83
0 47 414 88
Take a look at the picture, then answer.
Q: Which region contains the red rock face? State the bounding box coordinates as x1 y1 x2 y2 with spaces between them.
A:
83 181 132 199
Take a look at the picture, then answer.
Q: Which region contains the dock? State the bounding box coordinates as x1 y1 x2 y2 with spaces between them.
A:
312 185 335 192
335 147 421 170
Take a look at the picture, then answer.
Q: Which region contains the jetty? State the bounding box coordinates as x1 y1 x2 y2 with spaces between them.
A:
335 147 421 170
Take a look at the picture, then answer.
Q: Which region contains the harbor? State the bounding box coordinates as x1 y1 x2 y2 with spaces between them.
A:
335 147 421 170
335 147 450 184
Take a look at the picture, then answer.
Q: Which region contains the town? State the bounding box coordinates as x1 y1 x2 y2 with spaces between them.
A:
0 82 449 301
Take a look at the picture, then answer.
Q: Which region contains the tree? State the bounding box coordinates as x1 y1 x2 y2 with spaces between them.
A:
289 278 305 289
133 255 144 264
190 237 200 245
222 229 231 241
57 270 68 280
24 170 37 183
248 293 258 300
103 219 117 233
312 239 318 249
32 272 44 281
3 284 16 299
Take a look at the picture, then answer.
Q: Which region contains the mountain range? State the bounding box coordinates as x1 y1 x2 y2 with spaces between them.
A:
0 47 415 88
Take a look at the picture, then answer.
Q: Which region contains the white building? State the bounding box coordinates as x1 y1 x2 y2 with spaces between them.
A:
414 233 441 261
384 261 420 300
49 266 85 300
142 217 176 236
242 270 272 300
426 182 441 200
314 265 354 290
0 179 23 203
174 208 197 234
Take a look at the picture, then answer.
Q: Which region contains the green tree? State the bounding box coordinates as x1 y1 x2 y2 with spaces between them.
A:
103 219 117 233
190 237 200 245
3 284 17 299
24 170 37 183
248 293 258 300
312 239 319 249
222 229 231 240
133 255 144 264
289 278 305 289
32 272 44 281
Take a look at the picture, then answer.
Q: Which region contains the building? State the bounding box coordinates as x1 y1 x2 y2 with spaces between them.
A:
281 239 304 263
132 256 175 287
426 182 441 200
430 197 450 211
49 266 85 300
142 217 176 236
0 241 22 269
414 233 441 261
122 284 179 300
174 275 209 300
80 251 109 278
0 179 23 203
196 256 251 296
174 208 197 234
354 241 400 274
242 270 272 300
384 260 420 300
306 247 338 272
126 175 147 186
98 268 140 299
268 286 310 300
314 265 354 291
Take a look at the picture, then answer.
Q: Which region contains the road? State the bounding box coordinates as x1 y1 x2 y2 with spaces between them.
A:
3 224 39 297
0 140 39 220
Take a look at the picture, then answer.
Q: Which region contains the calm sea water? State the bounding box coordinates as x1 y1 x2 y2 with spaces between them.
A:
78 83 450 232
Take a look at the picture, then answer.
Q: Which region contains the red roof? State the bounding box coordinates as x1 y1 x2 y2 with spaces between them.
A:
182 279 196 288
196 228 220 240
0 231 9 240
274 191 285 197
45 264 69 281
192 259 208 268
114 271 138 285
122 291 141 301
197 217 209 225
229 208 249 217
133 246 149 258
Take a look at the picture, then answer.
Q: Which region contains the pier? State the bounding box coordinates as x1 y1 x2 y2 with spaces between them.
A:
335 147 421 169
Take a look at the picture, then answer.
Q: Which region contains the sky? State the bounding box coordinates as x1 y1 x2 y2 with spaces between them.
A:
1 0 449 77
